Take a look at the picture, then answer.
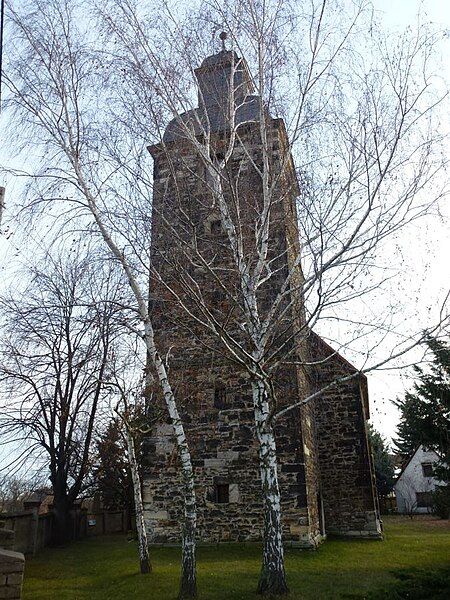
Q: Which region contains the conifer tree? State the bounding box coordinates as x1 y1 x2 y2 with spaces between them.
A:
394 336 450 482
368 425 395 499
94 419 134 512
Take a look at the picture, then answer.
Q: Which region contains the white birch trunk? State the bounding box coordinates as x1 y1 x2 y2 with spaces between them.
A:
208 155 288 594
125 427 151 574
145 322 197 599
73 171 197 597
252 380 288 595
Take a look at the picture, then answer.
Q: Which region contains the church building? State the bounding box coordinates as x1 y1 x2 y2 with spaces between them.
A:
143 43 382 548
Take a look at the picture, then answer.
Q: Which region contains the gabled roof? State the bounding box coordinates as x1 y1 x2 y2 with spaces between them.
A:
308 330 369 418
394 445 441 483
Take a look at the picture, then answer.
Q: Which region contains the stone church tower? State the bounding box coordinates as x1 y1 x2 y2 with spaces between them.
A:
143 45 382 547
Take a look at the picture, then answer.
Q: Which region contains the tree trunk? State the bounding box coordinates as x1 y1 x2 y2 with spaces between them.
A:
52 494 72 546
126 427 151 574
178 463 197 600
252 380 289 596
146 326 197 599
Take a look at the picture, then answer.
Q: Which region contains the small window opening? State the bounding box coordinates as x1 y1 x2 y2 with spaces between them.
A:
210 219 222 235
212 289 226 304
214 384 227 408
416 491 433 508
215 483 229 504
421 463 433 478
209 149 225 163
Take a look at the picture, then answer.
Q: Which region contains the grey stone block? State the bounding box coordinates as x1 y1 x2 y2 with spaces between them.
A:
0 586 22 599
6 573 22 586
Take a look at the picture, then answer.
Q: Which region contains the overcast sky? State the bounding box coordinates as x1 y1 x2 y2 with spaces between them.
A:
355 0 450 442
0 0 449 448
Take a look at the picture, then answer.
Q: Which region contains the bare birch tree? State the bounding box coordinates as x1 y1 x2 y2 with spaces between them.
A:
110 381 152 575
2 1 197 595
2 0 449 596
93 0 449 593
99 341 154 575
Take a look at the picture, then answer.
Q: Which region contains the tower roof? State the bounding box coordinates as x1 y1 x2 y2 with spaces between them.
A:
162 46 261 143
197 49 238 69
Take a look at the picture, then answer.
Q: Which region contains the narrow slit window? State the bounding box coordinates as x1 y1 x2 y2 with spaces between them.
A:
210 219 222 235
214 384 227 408
215 483 229 504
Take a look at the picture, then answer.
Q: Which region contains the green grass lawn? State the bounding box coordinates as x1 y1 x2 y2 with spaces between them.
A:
23 516 450 599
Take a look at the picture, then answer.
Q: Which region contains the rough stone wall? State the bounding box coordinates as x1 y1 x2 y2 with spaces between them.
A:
0 529 14 551
144 117 321 547
274 120 322 544
0 550 25 600
143 47 381 546
0 529 25 600
311 333 382 537
142 352 320 546
2 511 51 554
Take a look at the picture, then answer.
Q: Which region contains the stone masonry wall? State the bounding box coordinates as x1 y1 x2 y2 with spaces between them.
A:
144 116 322 547
311 333 382 537
0 529 14 551
143 356 319 547
0 529 25 600
0 550 25 600
143 47 379 546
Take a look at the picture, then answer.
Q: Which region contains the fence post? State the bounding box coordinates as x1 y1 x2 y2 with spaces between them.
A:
31 508 38 555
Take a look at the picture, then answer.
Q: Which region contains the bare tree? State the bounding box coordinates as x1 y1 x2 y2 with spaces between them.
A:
94 0 449 593
2 0 449 596
96 337 154 575
0 474 47 514
109 380 153 575
0 250 120 544
2 1 197 595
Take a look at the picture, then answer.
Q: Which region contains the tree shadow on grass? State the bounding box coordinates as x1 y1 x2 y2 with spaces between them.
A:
343 567 450 599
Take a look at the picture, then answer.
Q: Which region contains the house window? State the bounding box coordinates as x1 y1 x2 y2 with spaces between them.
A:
421 463 433 478
416 491 433 508
215 483 229 504
214 384 227 408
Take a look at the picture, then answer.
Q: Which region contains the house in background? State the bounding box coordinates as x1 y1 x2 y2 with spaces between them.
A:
394 446 444 513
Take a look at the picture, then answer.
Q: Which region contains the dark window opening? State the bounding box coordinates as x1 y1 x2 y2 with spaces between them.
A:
421 463 433 477
212 289 226 304
214 384 227 408
416 491 433 508
209 149 225 162
295 480 307 508
215 483 229 504
210 219 222 235
296 491 307 509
